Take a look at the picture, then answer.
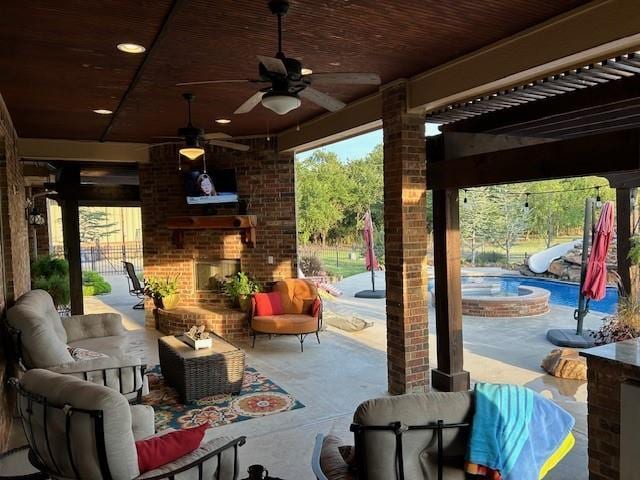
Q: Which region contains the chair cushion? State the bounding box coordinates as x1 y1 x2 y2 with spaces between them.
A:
273 279 318 314
254 292 284 316
252 314 318 334
135 424 208 473
131 405 156 441
68 335 126 357
7 289 72 368
320 435 355 480
19 368 140 479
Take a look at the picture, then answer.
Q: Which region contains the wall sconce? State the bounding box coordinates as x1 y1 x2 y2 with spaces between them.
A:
27 207 46 226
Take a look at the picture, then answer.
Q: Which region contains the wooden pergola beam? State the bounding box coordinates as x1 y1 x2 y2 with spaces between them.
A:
427 129 640 190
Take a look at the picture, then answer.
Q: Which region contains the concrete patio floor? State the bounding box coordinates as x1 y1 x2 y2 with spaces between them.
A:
83 272 604 479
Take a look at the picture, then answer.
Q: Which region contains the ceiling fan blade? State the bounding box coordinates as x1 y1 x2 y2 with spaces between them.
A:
153 136 184 139
136 142 179 151
234 91 265 114
299 87 346 112
206 139 250 152
175 79 261 86
308 72 381 85
257 55 288 75
202 132 233 140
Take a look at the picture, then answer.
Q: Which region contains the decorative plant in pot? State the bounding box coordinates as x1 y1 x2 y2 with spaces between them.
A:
144 276 180 310
223 272 260 311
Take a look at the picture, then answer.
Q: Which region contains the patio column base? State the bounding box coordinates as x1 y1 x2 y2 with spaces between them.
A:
431 369 470 392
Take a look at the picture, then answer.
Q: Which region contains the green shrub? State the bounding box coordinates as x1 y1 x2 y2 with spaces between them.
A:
31 255 70 307
82 270 112 295
475 251 507 265
300 255 324 276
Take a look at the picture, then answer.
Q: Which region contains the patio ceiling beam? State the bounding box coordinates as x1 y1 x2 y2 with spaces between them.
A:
18 138 149 163
278 0 640 152
443 74 640 135
427 128 640 190
45 183 140 205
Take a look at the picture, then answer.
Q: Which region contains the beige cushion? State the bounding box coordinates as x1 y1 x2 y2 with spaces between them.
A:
320 435 354 480
252 314 318 334
353 392 473 480
130 405 156 441
273 279 318 314
19 369 140 480
7 289 72 367
68 335 127 357
63 313 124 342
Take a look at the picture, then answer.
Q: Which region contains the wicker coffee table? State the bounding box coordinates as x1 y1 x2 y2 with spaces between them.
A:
158 334 246 403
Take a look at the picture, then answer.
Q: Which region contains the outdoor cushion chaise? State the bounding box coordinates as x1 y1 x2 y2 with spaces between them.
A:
312 391 474 480
12 369 245 480
250 278 323 351
7 289 147 400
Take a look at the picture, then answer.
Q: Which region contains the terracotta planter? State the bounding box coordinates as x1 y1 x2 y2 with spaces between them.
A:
238 295 252 312
161 293 180 310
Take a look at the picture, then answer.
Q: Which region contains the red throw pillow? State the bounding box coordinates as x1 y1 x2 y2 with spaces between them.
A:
135 423 208 473
254 292 284 316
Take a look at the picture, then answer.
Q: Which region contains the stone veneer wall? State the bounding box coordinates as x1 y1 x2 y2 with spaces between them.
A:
585 356 640 480
140 138 297 332
0 93 30 307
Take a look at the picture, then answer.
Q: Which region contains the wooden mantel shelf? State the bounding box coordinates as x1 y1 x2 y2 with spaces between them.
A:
166 215 257 248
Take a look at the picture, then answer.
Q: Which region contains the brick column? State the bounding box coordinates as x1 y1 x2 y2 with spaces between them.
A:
382 81 429 394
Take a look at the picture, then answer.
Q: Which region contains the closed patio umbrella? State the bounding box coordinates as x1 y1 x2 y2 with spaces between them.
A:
582 201 615 301
355 210 385 298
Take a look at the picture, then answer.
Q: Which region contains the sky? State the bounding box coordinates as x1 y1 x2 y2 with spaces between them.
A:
296 123 441 161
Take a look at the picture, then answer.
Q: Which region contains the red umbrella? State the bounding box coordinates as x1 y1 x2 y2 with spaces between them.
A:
582 201 615 300
363 210 379 272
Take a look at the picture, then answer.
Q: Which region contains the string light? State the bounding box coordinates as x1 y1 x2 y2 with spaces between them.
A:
463 189 468 204
595 186 602 208
524 193 530 213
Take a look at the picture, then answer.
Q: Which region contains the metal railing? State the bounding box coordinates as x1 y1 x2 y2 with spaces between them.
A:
50 242 143 275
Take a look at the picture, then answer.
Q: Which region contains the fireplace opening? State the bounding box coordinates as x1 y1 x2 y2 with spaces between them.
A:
194 259 241 291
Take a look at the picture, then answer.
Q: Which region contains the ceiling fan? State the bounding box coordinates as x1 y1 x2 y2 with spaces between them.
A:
176 0 381 115
149 93 249 161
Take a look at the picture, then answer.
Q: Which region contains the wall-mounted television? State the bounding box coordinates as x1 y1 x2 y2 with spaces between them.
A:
183 168 238 205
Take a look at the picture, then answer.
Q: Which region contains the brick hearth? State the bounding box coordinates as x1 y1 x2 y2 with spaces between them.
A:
139 138 297 338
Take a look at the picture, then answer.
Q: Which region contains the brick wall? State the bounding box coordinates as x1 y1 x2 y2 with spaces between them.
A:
585 356 640 479
140 138 297 330
0 94 30 306
382 82 430 394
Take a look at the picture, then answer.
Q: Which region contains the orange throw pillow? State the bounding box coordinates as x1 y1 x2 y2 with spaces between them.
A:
135 423 207 473
254 292 284 316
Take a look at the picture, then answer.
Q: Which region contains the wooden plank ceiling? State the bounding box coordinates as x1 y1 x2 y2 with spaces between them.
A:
0 0 587 142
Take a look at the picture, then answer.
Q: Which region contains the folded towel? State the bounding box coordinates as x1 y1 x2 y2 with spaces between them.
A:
466 383 575 480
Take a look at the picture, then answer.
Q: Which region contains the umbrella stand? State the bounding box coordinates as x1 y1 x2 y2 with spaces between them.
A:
547 197 596 348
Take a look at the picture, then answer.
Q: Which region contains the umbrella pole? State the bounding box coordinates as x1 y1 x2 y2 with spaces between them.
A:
371 266 375 292
576 197 594 335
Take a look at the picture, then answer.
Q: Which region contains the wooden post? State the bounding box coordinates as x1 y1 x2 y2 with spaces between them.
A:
431 188 470 392
60 166 83 314
616 187 639 299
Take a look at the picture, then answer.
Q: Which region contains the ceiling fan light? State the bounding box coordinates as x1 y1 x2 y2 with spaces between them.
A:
179 146 205 160
261 93 301 115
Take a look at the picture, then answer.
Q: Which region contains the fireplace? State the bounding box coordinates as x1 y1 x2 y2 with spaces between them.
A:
194 259 241 291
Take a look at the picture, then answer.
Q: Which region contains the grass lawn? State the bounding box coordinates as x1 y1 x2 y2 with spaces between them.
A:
316 251 367 279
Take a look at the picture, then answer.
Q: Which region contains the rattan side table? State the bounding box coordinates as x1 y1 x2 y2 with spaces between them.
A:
158 334 246 403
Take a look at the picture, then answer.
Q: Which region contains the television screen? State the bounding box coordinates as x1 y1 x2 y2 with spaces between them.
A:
183 168 238 205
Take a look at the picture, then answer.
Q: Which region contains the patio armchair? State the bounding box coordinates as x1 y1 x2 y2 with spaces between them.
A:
7 289 147 400
312 391 473 480
124 260 145 309
249 278 323 352
11 369 245 480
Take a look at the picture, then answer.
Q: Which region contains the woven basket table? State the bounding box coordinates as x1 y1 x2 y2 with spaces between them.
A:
158 334 246 403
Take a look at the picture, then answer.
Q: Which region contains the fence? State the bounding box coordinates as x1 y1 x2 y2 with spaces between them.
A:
50 242 143 276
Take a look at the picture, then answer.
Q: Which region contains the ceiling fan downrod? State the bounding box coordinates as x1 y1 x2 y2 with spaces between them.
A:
268 0 289 56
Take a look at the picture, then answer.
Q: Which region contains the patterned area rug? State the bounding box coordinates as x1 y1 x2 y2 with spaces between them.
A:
143 366 304 430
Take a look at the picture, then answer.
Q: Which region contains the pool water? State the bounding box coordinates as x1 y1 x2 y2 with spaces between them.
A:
431 275 619 314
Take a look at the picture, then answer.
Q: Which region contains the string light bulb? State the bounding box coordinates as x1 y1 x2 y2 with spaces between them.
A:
524 193 530 213
595 186 602 208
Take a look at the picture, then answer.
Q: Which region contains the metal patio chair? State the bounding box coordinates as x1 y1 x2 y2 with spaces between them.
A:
123 261 145 310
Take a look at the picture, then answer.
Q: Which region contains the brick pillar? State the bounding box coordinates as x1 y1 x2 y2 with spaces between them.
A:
382 81 429 394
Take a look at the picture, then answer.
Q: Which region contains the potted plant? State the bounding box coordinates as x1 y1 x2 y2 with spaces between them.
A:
223 272 260 310
145 276 180 310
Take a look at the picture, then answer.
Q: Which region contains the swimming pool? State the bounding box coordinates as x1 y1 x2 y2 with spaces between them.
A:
431 275 619 314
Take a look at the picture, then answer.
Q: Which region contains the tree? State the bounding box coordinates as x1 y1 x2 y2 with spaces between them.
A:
78 208 120 245
459 188 494 264
483 185 530 263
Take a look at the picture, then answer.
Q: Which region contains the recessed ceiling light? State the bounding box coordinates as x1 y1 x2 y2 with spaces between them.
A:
117 43 146 54
215 118 231 124
301 68 313 75
93 109 113 115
